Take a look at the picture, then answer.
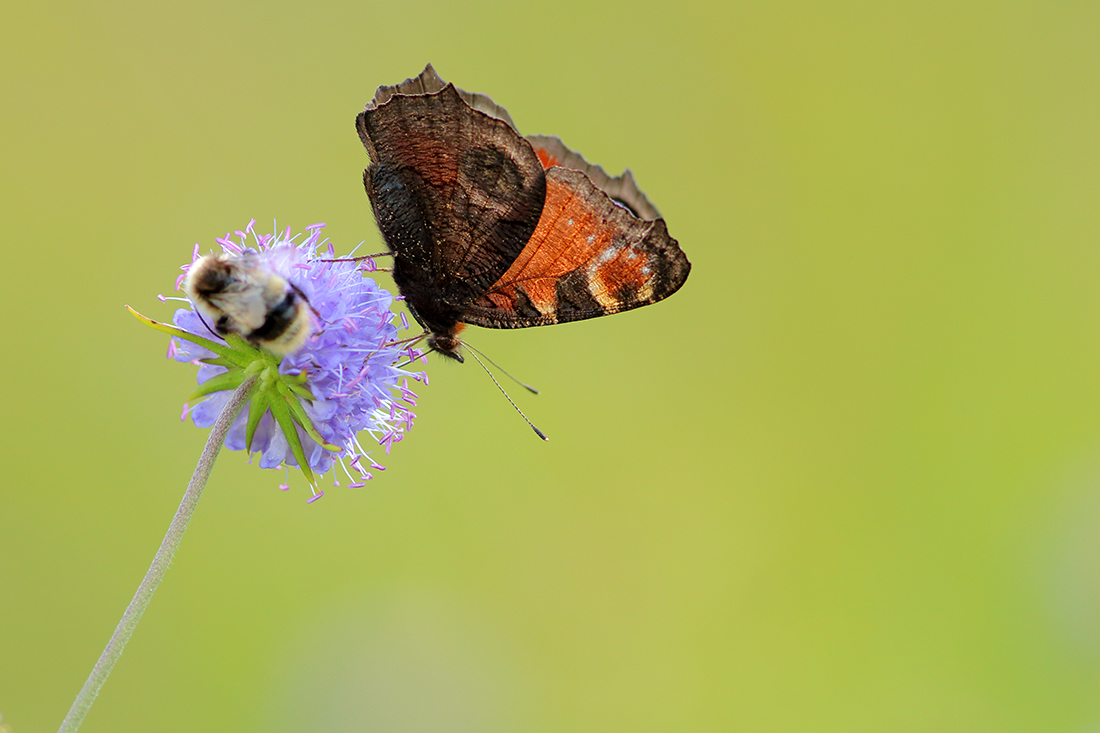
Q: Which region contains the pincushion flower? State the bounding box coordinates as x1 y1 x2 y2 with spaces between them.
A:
137 220 426 500
63 220 430 733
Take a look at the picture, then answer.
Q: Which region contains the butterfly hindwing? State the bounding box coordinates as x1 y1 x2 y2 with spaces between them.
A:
356 66 546 334
357 65 690 358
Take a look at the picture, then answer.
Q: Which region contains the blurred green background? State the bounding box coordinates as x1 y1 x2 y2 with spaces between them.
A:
2 0 1099 731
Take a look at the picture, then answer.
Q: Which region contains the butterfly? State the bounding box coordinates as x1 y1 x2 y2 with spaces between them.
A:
356 64 690 363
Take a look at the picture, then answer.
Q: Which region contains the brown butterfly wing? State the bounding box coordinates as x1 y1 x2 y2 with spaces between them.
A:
461 165 690 328
526 134 663 220
356 65 547 336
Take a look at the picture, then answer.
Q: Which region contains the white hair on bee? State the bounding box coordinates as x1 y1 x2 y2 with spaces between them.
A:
183 253 312 356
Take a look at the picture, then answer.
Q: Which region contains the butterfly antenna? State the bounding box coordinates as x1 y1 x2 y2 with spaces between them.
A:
465 347 548 441
463 342 539 394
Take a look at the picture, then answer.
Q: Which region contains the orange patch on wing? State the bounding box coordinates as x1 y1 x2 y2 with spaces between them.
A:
587 243 655 309
477 175 653 315
535 148 559 169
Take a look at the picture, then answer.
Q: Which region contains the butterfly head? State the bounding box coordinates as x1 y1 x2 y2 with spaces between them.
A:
427 329 465 363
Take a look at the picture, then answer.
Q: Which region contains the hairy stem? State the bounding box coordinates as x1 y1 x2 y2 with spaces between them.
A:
58 376 257 733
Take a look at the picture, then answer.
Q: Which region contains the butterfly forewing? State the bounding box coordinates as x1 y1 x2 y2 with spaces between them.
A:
527 134 663 221
462 167 689 328
357 65 689 356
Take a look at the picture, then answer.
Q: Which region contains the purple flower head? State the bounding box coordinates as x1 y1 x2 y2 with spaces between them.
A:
166 220 426 499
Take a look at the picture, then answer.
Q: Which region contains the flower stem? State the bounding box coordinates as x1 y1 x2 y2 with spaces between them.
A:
58 375 258 733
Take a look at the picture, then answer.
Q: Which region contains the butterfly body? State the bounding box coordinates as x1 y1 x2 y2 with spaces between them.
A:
357 65 689 361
